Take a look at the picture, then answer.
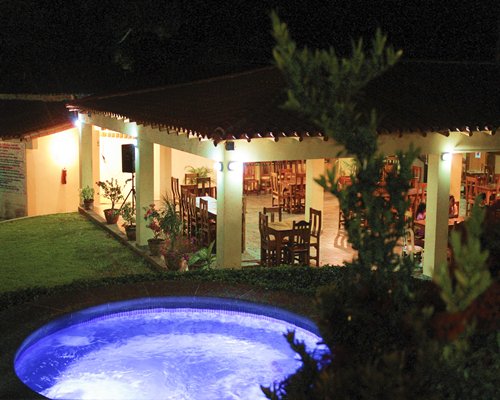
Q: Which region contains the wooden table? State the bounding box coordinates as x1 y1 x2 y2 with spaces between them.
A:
414 216 464 228
476 183 498 205
195 196 217 217
267 221 294 264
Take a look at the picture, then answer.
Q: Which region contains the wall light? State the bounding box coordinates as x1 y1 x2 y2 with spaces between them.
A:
227 161 239 171
441 152 451 161
214 161 223 172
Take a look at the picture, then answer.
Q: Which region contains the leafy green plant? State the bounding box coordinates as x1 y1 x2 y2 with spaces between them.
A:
263 12 499 400
96 179 123 209
79 185 95 201
188 241 216 270
120 202 136 227
160 199 182 250
185 165 212 181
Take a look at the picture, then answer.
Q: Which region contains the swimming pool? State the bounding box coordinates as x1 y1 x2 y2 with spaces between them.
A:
15 297 326 399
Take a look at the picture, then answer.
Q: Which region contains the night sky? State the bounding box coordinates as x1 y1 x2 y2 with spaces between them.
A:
0 0 498 93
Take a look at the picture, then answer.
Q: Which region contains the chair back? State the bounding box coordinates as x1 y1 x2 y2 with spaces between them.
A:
465 176 478 202
291 220 311 246
197 177 212 196
270 173 279 194
184 173 198 185
199 198 209 226
309 208 322 239
263 206 282 222
171 177 181 211
258 212 271 245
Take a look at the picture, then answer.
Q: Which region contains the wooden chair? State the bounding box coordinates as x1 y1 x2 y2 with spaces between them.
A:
410 165 423 188
243 163 259 194
180 188 191 236
263 206 282 222
199 198 216 247
309 208 322 266
197 176 212 197
271 172 283 208
259 162 272 194
290 173 306 213
465 175 478 216
259 212 278 267
184 173 198 185
284 220 311 266
171 177 181 215
187 192 199 239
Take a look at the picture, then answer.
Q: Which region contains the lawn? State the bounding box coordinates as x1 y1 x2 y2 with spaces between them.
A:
0 213 153 293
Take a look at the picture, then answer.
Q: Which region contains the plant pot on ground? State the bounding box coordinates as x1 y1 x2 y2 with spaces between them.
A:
120 202 136 241
143 203 166 256
96 179 123 224
79 185 95 210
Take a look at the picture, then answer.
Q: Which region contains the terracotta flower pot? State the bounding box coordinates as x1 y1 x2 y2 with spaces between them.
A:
148 238 164 257
104 209 120 224
83 199 94 210
125 225 136 241
164 252 188 271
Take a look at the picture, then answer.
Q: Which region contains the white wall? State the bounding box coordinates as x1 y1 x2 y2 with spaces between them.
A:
98 135 136 205
25 128 80 216
171 149 216 184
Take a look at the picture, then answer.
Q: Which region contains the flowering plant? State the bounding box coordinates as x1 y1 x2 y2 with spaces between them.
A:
143 203 164 239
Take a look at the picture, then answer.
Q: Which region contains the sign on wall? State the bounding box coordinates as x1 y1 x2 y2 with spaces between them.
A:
0 141 27 219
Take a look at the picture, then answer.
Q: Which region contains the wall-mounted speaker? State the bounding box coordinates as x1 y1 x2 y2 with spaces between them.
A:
121 144 135 173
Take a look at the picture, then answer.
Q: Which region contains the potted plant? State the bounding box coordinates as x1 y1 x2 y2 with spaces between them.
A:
143 203 165 256
96 179 123 224
79 185 95 210
162 236 197 271
120 202 136 241
159 199 186 270
184 165 212 183
188 240 216 270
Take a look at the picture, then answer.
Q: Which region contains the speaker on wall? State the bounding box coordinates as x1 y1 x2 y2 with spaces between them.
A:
121 144 135 173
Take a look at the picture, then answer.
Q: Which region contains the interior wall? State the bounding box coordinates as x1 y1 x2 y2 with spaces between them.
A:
171 149 216 184
26 128 80 216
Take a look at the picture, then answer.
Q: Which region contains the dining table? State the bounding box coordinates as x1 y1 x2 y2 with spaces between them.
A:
414 216 465 228
476 183 498 205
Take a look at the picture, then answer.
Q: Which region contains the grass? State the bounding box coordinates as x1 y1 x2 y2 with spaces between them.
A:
0 213 153 293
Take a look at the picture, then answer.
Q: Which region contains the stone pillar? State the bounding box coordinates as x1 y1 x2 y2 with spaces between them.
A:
136 138 155 246
423 153 451 277
305 159 325 220
216 158 243 268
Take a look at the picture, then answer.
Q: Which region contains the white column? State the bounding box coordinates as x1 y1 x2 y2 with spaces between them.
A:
305 159 325 220
216 158 243 268
423 153 451 277
78 121 94 191
136 138 155 246
159 145 172 199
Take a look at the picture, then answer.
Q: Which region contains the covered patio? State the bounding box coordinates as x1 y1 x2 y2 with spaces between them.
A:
67 62 500 276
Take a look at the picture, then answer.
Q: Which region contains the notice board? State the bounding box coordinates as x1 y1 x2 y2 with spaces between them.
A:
0 141 27 219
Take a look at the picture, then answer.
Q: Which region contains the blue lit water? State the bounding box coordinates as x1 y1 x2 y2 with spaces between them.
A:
15 299 326 400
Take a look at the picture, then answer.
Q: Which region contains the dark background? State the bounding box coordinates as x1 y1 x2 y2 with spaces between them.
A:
0 0 498 93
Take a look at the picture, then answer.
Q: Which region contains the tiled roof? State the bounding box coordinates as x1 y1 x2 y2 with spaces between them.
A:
0 100 73 140
67 61 499 144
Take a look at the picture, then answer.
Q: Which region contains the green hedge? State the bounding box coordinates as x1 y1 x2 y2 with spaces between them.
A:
0 265 349 311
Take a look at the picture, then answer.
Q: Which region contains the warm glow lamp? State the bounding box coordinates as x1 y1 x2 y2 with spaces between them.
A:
441 152 451 161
